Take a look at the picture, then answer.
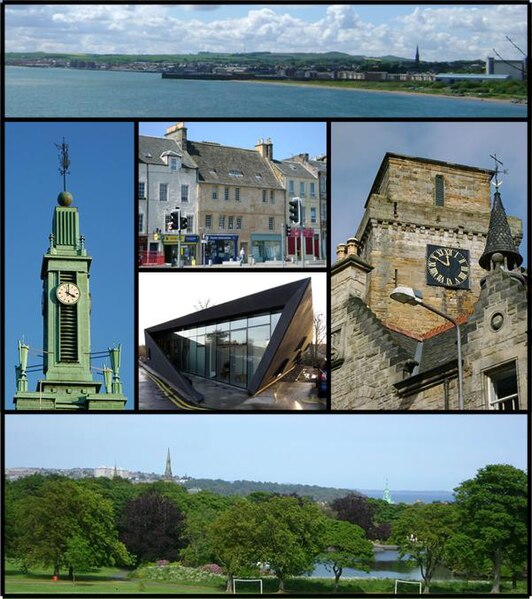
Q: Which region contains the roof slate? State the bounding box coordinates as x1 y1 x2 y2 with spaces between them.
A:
274 160 317 179
186 141 283 189
139 135 197 169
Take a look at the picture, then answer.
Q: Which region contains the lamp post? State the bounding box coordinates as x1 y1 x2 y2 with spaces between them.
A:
390 287 464 410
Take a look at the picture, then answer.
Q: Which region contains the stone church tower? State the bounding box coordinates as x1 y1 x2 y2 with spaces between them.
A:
337 153 522 336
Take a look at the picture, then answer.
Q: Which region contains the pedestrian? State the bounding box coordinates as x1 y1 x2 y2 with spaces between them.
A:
239 246 245 266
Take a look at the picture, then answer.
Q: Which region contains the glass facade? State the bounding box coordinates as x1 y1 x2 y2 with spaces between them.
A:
158 311 282 389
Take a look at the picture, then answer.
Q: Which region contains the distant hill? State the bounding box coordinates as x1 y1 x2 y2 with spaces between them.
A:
183 478 362 502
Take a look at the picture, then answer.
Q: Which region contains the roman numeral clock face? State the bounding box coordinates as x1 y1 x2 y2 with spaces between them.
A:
426 245 470 289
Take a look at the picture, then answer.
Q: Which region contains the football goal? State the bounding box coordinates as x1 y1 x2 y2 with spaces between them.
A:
233 578 263 594
394 579 422 594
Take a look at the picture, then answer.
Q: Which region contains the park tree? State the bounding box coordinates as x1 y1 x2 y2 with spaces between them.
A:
453 464 528 593
210 495 328 593
391 502 458 594
15 478 130 577
320 519 373 592
209 499 262 593
330 493 379 540
251 496 327 592
119 490 185 566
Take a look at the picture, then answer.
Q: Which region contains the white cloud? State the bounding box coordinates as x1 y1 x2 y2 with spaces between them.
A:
5 4 528 60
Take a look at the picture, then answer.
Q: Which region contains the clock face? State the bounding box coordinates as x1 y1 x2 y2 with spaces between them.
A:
426 245 470 289
56 282 80 305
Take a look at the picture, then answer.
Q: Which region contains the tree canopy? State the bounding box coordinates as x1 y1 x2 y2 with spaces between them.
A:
453 464 528 593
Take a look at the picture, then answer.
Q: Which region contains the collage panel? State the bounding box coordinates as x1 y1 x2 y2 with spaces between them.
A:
138 121 327 269
139 272 327 411
330 122 527 412
3 121 135 412
2 2 530 598
4 413 529 595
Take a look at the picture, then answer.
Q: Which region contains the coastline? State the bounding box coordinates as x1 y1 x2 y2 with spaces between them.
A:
240 78 525 105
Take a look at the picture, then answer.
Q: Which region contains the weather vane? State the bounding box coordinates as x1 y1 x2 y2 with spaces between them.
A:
55 138 70 192
489 153 508 190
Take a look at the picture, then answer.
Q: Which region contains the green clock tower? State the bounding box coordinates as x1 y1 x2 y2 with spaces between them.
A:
13 141 127 410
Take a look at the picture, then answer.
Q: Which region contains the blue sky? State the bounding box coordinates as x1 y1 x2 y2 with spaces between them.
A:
5 414 527 491
139 122 326 161
332 122 528 265
5 4 527 61
4 122 134 409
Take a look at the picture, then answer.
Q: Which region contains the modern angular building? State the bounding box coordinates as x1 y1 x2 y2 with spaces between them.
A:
144 278 314 402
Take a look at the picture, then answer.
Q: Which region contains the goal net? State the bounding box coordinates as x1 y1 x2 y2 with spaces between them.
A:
233 578 263 594
394 579 422 594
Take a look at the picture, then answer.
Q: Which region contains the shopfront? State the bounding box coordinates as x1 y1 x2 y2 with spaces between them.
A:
163 234 200 266
250 233 282 262
204 234 238 265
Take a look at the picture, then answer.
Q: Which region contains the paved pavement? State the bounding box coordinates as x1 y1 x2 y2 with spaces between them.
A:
140 260 326 269
139 365 326 411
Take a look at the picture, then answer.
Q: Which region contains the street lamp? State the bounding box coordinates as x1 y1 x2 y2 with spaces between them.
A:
390 287 464 410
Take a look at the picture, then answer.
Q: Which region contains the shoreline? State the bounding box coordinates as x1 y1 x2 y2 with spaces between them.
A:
242 79 526 105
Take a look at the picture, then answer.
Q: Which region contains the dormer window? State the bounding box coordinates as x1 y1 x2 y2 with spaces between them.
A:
229 169 243 177
160 151 181 171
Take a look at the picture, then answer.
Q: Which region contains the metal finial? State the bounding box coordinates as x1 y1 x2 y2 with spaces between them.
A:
55 138 70 192
489 153 508 190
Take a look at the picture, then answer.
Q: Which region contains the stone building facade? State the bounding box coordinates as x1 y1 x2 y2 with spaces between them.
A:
139 129 199 265
138 124 325 266
332 154 526 411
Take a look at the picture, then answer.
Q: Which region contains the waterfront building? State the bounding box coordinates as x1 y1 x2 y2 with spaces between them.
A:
332 154 526 410
486 56 527 81
139 128 199 265
144 278 313 403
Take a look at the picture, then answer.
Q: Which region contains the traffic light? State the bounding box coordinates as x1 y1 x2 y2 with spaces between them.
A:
289 198 301 224
180 216 188 231
285 224 292 236
171 210 180 230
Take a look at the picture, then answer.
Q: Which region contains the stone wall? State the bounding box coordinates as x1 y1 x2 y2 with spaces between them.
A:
462 267 528 409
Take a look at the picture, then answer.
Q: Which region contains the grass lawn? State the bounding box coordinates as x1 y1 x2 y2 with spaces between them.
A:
5 562 527 595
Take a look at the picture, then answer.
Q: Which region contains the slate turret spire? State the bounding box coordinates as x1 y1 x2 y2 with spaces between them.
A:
479 155 522 272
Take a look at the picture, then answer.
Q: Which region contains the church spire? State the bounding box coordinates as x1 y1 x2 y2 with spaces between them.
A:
479 156 522 272
383 479 393 504
164 448 173 481
414 45 420 66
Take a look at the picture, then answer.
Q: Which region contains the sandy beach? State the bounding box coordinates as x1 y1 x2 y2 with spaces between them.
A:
244 79 526 106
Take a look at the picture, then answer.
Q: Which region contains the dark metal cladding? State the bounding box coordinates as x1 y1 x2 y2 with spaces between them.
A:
145 278 314 400
479 191 523 271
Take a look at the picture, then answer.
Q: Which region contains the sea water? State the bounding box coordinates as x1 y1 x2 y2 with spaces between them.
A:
5 66 528 118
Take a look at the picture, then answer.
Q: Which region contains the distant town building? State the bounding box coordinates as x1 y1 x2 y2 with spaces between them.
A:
94 465 130 479
435 73 510 84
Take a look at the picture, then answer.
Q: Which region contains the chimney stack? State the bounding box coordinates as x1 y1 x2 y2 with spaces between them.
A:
165 122 187 146
255 137 273 160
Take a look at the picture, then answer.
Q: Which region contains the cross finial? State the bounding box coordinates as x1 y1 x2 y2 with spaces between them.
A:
489 153 508 190
55 138 70 192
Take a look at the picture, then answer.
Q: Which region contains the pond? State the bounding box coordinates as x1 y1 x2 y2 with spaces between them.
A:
311 549 464 581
